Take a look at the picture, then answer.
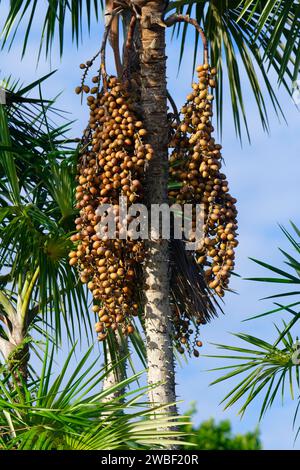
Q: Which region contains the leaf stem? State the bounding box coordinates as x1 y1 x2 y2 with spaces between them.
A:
164 14 209 65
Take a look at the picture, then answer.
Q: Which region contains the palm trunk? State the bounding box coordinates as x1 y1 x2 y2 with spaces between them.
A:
0 270 39 386
0 315 29 386
140 1 177 416
102 330 127 401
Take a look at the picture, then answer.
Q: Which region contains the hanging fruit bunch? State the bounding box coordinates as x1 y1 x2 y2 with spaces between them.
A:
68 12 237 357
69 53 153 341
165 17 239 357
169 63 238 299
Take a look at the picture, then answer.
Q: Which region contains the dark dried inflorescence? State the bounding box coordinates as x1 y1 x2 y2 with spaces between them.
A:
168 63 238 355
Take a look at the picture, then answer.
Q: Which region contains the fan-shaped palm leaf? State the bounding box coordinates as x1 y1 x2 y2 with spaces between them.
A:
166 0 296 139
0 77 91 346
0 1 298 139
0 343 189 450
209 222 300 437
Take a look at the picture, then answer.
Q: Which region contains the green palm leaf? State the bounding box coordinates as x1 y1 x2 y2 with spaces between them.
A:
0 344 189 450
0 1 298 139
246 223 300 302
167 0 295 140
0 0 102 57
237 0 300 82
209 328 296 419
0 77 92 345
209 221 300 436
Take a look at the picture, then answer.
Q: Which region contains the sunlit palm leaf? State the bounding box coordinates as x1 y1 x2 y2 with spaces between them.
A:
209 328 297 419
0 344 189 450
0 0 102 57
237 0 300 82
210 221 300 435
246 223 300 302
167 0 294 140
0 1 298 139
0 79 92 345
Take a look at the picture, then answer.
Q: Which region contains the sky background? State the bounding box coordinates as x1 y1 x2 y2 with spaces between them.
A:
0 1 300 450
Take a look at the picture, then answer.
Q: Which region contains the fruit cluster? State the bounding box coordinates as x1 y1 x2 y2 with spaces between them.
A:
169 64 238 299
69 74 153 340
69 58 238 355
173 308 204 358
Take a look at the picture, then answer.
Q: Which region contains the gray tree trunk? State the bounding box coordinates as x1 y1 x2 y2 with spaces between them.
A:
102 330 127 401
140 0 177 416
0 319 29 386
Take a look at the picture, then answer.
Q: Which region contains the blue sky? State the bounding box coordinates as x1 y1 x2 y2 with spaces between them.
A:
0 1 300 450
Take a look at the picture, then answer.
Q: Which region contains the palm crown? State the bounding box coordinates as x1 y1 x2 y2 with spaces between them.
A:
0 0 298 139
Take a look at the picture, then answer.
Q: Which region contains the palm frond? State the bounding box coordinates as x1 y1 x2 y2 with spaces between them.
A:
167 0 297 139
0 78 92 345
237 0 300 82
209 221 300 435
170 238 221 324
209 327 297 420
0 0 103 58
245 223 300 302
0 344 189 450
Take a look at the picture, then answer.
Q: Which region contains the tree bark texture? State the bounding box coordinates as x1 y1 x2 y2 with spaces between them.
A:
0 318 29 385
140 0 177 416
102 329 127 402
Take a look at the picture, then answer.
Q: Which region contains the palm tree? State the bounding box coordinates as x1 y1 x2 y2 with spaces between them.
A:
0 343 187 449
0 0 298 424
0 76 91 381
0 79 188 449
210 222 300 440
